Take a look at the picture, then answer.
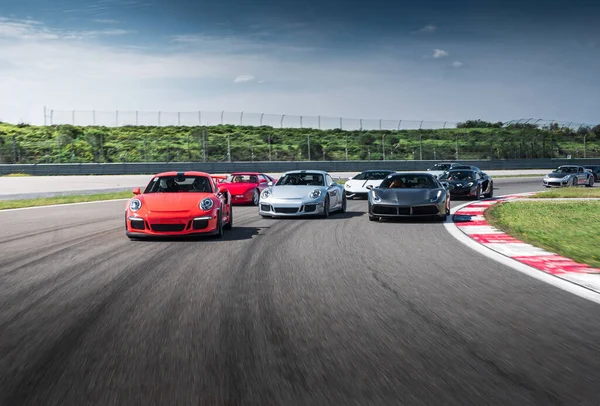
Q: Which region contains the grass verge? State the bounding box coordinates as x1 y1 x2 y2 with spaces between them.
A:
1 173 31 177
486 201 600 268
0 191 132 210
528 187 600 198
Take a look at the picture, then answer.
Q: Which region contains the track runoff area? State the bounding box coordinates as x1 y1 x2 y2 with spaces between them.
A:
2 173 600 404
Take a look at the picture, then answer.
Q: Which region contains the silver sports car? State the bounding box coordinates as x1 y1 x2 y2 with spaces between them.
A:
367 172 450 222
542 165 595 188
258 170 347 217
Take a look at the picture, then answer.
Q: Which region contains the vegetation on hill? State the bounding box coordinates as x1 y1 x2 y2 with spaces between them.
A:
0 120 598 164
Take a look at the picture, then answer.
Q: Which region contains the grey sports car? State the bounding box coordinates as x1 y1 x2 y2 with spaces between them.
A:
367 172 450 222
542 165 595 188
258 170 347 217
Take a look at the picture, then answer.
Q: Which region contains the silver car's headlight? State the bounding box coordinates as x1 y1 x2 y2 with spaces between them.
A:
261 190 270 199
309 189 322 199
199 198 214 211
430 190 442 202
129 199 142 211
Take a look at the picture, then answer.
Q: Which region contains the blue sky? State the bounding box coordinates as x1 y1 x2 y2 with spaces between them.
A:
0 0 598 125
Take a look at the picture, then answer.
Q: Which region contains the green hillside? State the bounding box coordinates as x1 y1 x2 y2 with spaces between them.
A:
0 121 598 164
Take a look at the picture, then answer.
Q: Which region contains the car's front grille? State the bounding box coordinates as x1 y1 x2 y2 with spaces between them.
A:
397 207 411 215
192 219 209 230
130 220 145 230
151 224 186 232
373 206 397 215
303 204 317 212
412 205 439 215
260 204 272 212
273 207 298 214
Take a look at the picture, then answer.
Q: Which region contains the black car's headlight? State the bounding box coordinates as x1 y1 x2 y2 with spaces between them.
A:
129 199 142 212
430 190 442 202
309 189 322 199
466 182 474 187
199 198 214 211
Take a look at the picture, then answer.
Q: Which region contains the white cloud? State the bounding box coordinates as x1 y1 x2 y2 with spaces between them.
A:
432 49 449 58
234 75 256 83
412 24 438 34
451 61 463 68
0 17 133 40
94 19 120 24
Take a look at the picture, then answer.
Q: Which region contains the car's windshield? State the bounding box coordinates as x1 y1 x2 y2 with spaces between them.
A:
353 171 393 180
379 174 438 189
144 175 213 193
439 171 475 181
276 173 324 186
555 166 577 173
428 164 451 171
228 174 258 183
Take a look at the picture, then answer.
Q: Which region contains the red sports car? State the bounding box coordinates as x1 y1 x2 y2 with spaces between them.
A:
218 172 277 205
125 171 232 239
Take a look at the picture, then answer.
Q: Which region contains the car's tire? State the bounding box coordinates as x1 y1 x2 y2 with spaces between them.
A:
586 176 594 188
484 182 494 198
322 196 330 217
340 194 347 213
213 209 224 238
252 189 260 206
475 185 481 200
572 178 577 187
260 215 272 219
224 206 232 229
369 215 379 221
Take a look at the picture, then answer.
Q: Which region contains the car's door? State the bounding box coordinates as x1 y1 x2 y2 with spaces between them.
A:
326 174 339 207
578 167 586 184
258 174 270 191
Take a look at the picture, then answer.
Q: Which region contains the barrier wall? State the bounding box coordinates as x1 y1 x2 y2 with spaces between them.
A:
1 159 599 175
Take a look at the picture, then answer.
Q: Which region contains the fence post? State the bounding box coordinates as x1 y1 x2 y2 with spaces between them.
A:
12 135 18 163
300 116 303 129
455 134 459 160
269 134 272 161
187 132 190 161
360 119 363 130
158 111 161 126
379 119 382 130
221 110 224 125
419 134 422 160
307 135 311 161
93 110 96 126
397 120 402 130
584 132 588 158
280 114 285 128
198 111 202 125
50 110 54 125
116 110 119 127
260 113 264 126
345 133 348 161
318 115 321 130
136 110 139 126
43 106 47 126
340 117 342 129
227 134 231 162
382 134 385 161
240 111 243 126
202 127 207 162
178 112 181 126
72 110 75 125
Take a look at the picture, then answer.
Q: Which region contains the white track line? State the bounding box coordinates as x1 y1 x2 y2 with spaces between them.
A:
0 198 129 213
444 199 600 305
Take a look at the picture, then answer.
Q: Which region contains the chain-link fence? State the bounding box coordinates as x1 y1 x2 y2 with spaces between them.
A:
0 110 597 164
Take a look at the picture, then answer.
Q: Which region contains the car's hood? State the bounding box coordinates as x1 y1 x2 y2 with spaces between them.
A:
443 179 476 187
269 185 324 199
219 182 256 194
346 179 384 188
373 188 443 205
140 193 211 211
546 172 570 178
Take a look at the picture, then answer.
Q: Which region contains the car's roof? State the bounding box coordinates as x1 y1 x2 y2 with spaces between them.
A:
447 168 476 172
284 170 328 175
389 172 436 176
153 171 211 177
230 172 261 175
360 169 395 173
557 165 580 168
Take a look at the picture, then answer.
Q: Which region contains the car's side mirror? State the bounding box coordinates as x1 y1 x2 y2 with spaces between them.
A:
440 182 450 189
217 186 227 195
259 179 267 183
133 187 141 195
268 181 273 186
366 185 374 190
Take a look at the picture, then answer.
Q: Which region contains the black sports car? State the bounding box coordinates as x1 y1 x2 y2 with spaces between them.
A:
438 169 493 199
583 165 600 182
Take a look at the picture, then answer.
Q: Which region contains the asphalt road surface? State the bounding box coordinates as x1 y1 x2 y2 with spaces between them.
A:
2 178 600 405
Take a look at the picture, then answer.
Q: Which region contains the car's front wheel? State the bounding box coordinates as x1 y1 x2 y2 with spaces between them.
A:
213 208 224 238
322 196 330 217
252 189 260 205
484 182 494 198
340 194 347 213
224 206 232 229
572 178 577 187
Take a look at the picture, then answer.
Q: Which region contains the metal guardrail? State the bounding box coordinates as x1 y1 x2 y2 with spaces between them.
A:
1 159 599 176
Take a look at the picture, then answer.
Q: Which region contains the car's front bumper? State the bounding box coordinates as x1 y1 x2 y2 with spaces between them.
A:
125 212 220 236
449 186 478 197
345 191 368 199
369 202 445 217
259 198 325 216
543 178 569 187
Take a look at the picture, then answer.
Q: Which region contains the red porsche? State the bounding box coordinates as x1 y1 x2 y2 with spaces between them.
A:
218 172 277 205
125 171 232 239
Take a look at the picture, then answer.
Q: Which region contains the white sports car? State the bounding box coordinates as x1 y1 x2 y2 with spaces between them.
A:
344 170 395 199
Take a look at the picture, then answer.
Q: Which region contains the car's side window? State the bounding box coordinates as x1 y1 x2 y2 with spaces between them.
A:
326 175 334 186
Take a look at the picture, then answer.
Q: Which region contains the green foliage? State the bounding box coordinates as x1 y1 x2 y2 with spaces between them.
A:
0 121 598 164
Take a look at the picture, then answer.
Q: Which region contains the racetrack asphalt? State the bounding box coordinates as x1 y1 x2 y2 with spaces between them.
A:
2 177 600 405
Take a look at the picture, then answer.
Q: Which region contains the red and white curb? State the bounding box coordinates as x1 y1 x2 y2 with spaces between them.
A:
444 193 600 304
